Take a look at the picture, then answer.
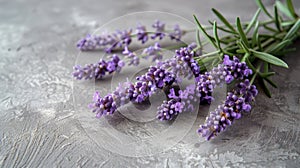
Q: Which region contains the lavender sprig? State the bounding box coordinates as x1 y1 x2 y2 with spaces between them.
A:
77 20 185 53
157 84 200 120
72 55 124 80
89 46 200 117
157 55 253 120
160 45 201 80
197 79 258 140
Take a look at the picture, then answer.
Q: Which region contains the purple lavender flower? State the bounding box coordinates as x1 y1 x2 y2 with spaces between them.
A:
72 54 124 80
223 55 253 83
157 54 254 121
105 29 133 53
151 20 166 40
161 47 201 80
169 24 183 41
157 99 184 120
157 84 201 120
122 46 140 66
76 29 133 53
198 79 258 140
89 82 133 117
131 66 176 102
142 42 163 62
90 65 177 117
136 24 148 44
76 33 119 52
76 34 99 50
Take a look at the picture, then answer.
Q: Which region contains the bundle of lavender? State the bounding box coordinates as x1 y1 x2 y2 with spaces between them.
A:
73 0 300 140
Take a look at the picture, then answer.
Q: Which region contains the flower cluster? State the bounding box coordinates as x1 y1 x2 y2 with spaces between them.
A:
76 20 183 53
169 24 183 41
72 55 124 80
160 46 200 80
89 82 132 117
129 66 176 103
157 55 254 120
142 42 163 62
197 79 258 140
76 29 132 53
151 20 166 40
89 65 176 117
223 55 253 83
157 84 200 120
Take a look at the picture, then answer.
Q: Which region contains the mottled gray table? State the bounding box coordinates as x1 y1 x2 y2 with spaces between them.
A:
1 0 300 167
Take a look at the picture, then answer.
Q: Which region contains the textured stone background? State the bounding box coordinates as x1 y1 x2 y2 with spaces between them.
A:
0 0 300 167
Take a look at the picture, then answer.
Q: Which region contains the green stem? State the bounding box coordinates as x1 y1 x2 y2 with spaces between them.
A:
250 62 262 85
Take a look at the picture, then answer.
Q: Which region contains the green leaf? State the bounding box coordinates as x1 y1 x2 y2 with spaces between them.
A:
269 40 292 53
286 0 298 19
193 15 218 49
252 21 260 48
259 72 276 78
236 17 250 47
246 9 261 34
264 62 269 72
245 58 257 72
211 8 237 34
277 47 296 55
260 78 272 98
263 25 278 33
208 20 236 34
283 19 300 41
276 1 295 19
238 40 250 54
264 77 278 88
255 0 273 18
236 49 246 54
196 30 202 49
213 21 222 51
281 20 296 27
274 5 282 31
251 49 289 68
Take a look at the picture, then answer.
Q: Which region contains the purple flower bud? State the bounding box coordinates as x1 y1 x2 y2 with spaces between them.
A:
169 24 182 41
151 20 166 40
136 24 148 44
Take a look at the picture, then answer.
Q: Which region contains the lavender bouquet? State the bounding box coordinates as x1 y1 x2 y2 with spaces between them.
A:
73 0 300 141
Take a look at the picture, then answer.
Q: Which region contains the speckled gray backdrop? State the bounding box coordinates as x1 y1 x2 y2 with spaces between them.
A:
0 0 300 167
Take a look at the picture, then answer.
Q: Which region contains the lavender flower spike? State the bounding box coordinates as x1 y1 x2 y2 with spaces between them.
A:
151 20 166 40
136 24 148 44
169 24 183 41
89 82 133 117
72 55 124 80
157 84 201 120
89 65 176 118
142 42 163 62
198 79 258 140
161 47 201 81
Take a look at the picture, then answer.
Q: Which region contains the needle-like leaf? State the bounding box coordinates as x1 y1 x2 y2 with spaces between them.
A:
193 15 218 49
236 17 249 47
260 78 272 98
246 9 261 34
274 5 282 31
276 0 295 19
283 19 300 41
251 49 289 68
255 0 273 18
212 8 237 34
213 21 222 51
287 0 298 19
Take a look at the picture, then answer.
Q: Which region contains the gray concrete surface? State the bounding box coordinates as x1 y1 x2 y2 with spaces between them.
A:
0 0 300 167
